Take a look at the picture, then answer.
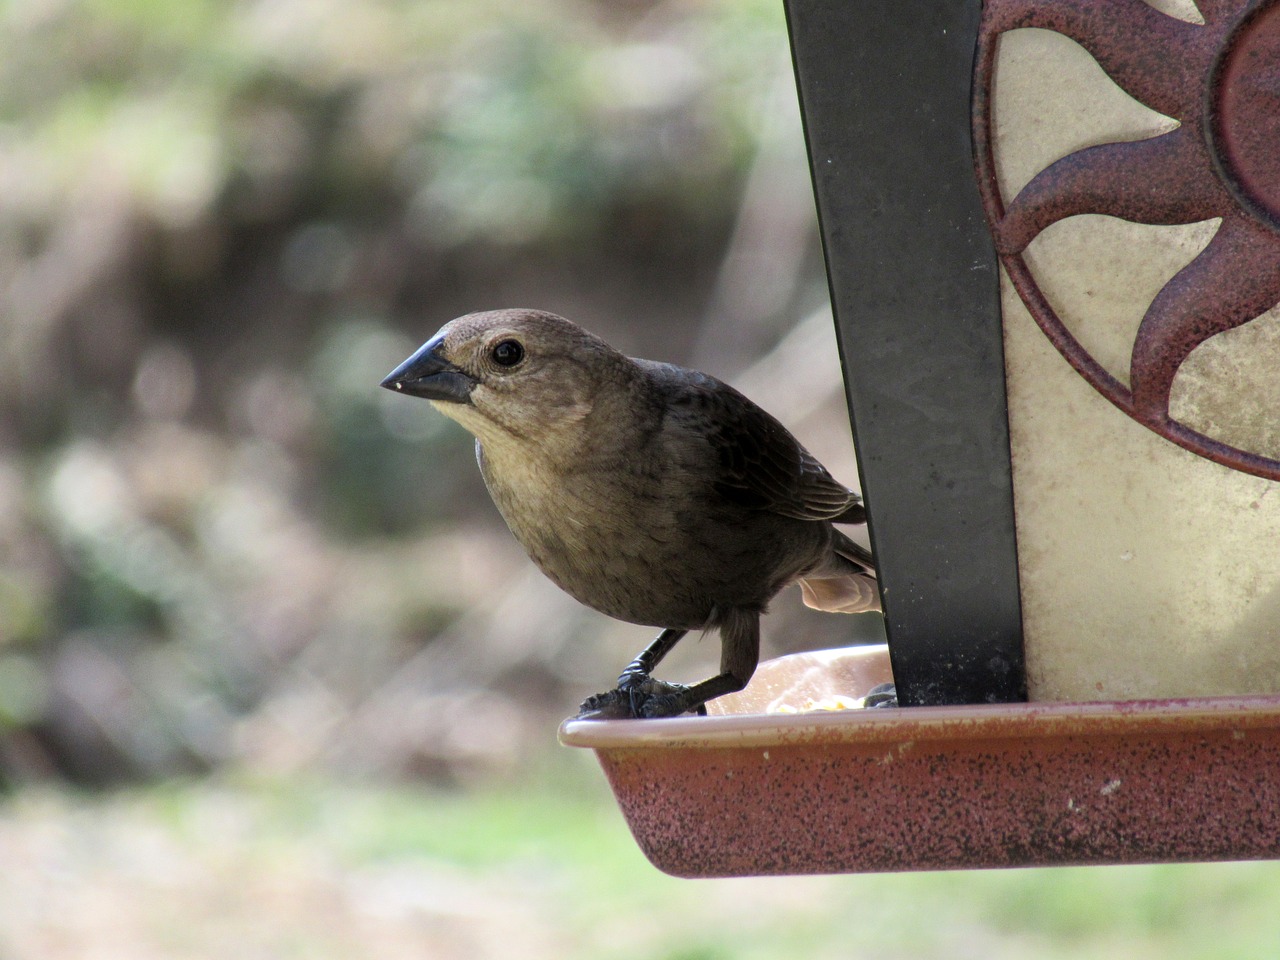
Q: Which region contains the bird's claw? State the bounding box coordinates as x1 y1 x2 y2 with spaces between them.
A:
576 688 636 720
863 682 898 708
577 673 708 719
636 688 709 718
617 667 674 716
616 662 648 690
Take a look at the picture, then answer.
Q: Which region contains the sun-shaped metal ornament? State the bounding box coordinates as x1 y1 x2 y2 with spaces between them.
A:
974 0 1280 480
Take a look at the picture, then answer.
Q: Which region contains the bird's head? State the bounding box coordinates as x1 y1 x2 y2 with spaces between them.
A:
381 309 634 455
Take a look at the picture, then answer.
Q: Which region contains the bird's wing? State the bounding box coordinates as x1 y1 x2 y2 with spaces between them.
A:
647 361 861 522
831 528 875 574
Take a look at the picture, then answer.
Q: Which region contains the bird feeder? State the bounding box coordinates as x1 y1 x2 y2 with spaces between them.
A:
560 0 1280 874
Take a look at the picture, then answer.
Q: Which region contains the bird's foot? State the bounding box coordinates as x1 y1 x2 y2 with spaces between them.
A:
577 674 709 720
863 682 898 708
620 670 709 718
576 687 635 720
635 685 709 718
616 661 651 695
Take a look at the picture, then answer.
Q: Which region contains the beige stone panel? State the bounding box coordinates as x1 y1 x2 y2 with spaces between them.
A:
992 24 1280 700
1003 282 1280 701
1173 310 1280 461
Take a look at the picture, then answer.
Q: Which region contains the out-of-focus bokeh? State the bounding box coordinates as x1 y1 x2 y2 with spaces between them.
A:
8 3 1280 958
0 0 880 789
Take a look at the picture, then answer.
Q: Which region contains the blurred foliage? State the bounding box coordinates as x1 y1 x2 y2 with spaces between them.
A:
0 0 782 251
0 0 874 785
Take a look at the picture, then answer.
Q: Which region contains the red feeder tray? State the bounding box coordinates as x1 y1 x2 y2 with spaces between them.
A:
559 646 1280 877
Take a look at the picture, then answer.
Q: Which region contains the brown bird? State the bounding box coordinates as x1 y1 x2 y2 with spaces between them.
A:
381 309 880 718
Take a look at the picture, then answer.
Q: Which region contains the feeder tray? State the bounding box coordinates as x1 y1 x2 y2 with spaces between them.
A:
561 646 1280 877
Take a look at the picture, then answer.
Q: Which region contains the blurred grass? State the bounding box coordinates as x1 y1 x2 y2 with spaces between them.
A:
3 766 1280 960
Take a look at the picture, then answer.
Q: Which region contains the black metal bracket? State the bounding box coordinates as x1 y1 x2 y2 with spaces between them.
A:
785 0 1026 705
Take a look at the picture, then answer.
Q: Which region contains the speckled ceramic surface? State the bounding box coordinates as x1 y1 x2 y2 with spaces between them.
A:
561 647 1280 876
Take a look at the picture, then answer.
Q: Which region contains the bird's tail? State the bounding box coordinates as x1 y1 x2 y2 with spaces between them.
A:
798 529 881 614
798 574 881 614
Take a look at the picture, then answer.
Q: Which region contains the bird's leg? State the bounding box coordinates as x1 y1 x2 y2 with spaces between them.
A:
577 628 694 720
617 627 690 717
617 628 686 688
640 611 759 718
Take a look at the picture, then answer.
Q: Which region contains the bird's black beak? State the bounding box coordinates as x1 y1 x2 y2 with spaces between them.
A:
380 334 477 404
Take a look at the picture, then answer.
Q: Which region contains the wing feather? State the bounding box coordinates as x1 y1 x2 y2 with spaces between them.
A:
641 360 863 522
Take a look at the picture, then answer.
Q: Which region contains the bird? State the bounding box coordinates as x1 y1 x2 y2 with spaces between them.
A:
380 309 881 718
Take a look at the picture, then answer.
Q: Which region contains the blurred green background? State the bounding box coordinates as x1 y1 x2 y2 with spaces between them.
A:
2 0 1279 956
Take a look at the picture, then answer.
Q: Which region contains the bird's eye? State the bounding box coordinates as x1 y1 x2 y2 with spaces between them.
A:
491 339 524 367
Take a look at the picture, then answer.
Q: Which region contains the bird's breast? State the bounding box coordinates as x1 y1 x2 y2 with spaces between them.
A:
477 446 713 627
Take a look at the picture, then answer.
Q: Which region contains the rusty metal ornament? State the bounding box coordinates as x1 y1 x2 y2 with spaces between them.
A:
974 0 1280 481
